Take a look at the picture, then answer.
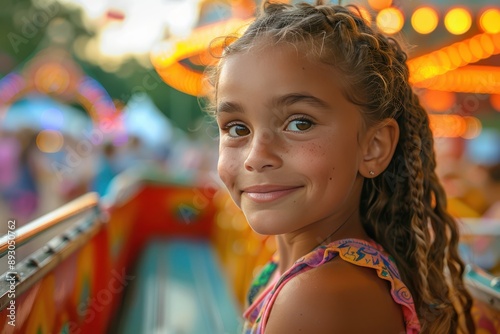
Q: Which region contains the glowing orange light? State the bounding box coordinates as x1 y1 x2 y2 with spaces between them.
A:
34 64 71 95
436 50 452 70
151 18 253 95
493 33 500 50
376 7 404 35
412 65 500 94
458 42 473 63
36 130 64 153
350 6 372 25
461 116 482 139
479 9 500 34
420 90 456 112
156 62 205 96
446 45 464 68
412 63 441 85
429 115 467 138
444 8 472 35
412 7 439 34
480 34 495 56
469 36 485 60
491 94 500 111
189 50 217 67
150 3 500 98
368 0 392 11
408 30 500 86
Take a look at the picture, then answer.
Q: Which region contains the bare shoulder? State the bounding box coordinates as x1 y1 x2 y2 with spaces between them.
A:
264 258 406 334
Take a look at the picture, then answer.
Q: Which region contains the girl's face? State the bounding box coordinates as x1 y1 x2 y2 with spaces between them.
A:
216 43 367 236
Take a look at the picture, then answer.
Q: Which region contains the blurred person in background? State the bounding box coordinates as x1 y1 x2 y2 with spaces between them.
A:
0 129 40 225
0 131 20 231
435 137 489 218
458 162 500 274
90 142 119 197
115 135 148 171
476 163 500 219
0 131 19 198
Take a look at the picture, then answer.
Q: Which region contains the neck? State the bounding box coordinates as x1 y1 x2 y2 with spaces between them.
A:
275 211 371 274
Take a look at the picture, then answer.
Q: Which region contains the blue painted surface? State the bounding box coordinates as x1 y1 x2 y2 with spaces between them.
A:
466 268 500 293
120 239 242 334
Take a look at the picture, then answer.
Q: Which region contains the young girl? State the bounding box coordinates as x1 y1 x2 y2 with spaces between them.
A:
207 1 475 333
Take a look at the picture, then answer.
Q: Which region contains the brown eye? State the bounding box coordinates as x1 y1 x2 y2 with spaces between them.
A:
228 124 250 137
286 119 313 132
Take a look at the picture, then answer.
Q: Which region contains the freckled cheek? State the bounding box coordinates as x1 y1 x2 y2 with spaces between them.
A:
292 142 340 180
296 142 329 157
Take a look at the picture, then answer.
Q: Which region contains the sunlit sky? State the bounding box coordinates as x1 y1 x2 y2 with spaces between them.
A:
57 0 202 66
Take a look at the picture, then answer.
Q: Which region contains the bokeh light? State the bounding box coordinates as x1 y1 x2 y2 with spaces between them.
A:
493 33 500 50
446 45 464 68
462 116 482 139
435 50 451 70
458 42 473 63
411 7 439 34
429 115 467 138
41 108 64 130
444 8 472 35
491 94 500 112
479 8 500 34
469 36 484 60
480 34 495 56
420 90 456 112
36 130 64 153
409 31 500 89
376 7 404 35
368 0 392 11
413 66 500 94
151 17 253 96
350 6 372 25
34 64 71 95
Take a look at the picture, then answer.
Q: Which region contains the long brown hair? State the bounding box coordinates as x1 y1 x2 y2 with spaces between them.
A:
207 1 475 332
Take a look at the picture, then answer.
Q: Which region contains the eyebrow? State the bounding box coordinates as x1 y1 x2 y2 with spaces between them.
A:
216 92 331 114
216 101 243 114
273 93 331 110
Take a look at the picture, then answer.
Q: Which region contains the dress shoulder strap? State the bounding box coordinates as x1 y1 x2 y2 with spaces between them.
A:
244 238 421 333
298 238 421 332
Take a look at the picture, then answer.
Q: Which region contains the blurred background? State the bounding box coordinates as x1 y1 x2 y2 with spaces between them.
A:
0 0 499 235
0 0 224 228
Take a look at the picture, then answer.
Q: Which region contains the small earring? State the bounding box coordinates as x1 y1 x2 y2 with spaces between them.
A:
369 170 375 176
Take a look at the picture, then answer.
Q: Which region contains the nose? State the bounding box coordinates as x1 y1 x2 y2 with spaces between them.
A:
244 131 282 172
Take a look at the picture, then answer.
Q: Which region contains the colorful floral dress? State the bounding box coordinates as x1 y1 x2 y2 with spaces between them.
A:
243 238 421 333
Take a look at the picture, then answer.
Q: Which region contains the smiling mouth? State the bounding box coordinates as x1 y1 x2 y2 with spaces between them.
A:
242 186 302 203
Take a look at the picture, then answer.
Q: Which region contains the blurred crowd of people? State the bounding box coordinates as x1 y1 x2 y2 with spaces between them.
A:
434 135 500 273
0 125 218 231
435 135 500 220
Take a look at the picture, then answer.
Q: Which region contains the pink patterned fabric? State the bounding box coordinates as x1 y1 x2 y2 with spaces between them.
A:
243 238 421 333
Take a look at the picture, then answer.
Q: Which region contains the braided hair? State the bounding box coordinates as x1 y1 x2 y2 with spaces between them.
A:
207 1 475 332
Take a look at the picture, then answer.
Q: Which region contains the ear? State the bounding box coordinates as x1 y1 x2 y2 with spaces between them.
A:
359 118 399 178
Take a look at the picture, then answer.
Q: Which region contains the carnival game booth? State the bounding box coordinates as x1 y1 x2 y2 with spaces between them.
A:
0 165 499 333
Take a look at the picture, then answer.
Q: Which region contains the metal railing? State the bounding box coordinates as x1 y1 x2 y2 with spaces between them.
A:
0 192 100 258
